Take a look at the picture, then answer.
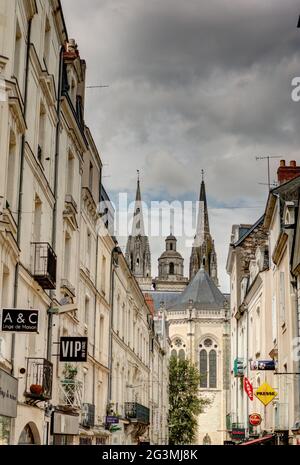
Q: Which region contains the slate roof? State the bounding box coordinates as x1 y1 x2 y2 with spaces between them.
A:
167 267 226 311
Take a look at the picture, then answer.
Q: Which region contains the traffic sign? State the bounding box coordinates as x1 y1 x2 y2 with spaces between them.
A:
249 413 262 426
255 382 277 406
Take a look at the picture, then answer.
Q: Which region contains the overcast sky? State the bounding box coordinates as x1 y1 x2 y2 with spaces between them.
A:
62 0 300 292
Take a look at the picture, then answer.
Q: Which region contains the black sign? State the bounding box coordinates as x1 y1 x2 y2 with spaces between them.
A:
1 309 39 332
59 337 88 362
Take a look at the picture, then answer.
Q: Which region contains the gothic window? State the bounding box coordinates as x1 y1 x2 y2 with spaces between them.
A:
178 349 185 360
171 339 186 359
200 350 207 388
209 350 217 388
169 262 174 275
199 340 218 389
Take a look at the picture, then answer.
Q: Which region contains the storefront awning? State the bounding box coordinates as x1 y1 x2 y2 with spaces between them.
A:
240 435 274 446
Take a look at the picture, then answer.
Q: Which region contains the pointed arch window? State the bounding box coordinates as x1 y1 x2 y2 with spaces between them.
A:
200 350 207 388
170 338 186 359
199 339 218 388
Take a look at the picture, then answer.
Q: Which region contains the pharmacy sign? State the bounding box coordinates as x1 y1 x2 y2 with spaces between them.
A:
255 382 277 406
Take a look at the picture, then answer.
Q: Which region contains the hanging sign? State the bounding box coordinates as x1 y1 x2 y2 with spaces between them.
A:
244 377 254 401
1 309 39 333
59 337 88 362
250 360 276 371
255 382 277 406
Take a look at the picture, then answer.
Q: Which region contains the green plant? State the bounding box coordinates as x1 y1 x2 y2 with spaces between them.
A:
63 363 78 380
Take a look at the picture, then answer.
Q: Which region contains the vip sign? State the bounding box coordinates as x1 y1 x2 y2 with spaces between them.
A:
1 309 39 333
255 382 278 406
59 337 88 362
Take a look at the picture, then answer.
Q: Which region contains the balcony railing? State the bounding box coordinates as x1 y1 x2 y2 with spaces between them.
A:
125 402 150 424
32 242 57 289
25 358 53 402
59 379 83 410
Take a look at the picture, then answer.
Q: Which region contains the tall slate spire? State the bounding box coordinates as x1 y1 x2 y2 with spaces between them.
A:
189 171 218 286
125 172 152 290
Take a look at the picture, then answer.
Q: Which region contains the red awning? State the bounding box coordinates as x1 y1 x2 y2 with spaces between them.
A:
240 435 274 446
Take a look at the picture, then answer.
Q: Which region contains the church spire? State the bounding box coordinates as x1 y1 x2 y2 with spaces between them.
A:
125 171 152 289
131 170 145 236
189 172 219 286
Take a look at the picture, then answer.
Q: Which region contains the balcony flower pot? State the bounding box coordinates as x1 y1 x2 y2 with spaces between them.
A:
30 384 43 395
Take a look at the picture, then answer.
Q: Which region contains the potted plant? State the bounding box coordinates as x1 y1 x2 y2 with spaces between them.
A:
30 384 43 395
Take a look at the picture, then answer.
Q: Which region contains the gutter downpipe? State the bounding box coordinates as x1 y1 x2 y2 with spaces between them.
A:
46 45 64 362
11 16 33 374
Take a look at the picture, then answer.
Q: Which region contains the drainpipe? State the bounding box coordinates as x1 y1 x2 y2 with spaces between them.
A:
92 233 99 407
245 306 249 440
46 45 64 362
11 16 33 375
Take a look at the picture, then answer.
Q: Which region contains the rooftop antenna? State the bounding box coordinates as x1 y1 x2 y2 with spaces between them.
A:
255 156 281 191
86 84 109 89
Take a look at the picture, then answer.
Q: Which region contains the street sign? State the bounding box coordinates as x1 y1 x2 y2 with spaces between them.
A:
1 309 39 333
59 337 88 362
255 382 277 406
244 377 254 401
250 360 276 370
105 416 119 424
249 413 262 426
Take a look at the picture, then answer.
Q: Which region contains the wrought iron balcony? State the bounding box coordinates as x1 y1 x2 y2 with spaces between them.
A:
59 379 83 410
32 242 57 289
125 402 150 425
25 358 53 402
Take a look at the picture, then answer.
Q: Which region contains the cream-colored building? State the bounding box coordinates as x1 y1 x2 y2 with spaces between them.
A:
227 160 300 445
0 0 169 446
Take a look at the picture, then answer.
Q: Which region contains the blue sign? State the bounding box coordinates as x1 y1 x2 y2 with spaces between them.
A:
105 416 119 424
250 360 276 370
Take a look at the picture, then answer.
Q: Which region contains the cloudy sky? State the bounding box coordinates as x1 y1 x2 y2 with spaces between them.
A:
62 0 300 291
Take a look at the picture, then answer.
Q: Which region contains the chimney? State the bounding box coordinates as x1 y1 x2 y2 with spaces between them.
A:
144 293 155 316
277 159 300 185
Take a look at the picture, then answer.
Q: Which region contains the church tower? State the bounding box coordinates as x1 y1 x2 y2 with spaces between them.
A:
125 172 152 290
189 172 218 286
153 232 188 291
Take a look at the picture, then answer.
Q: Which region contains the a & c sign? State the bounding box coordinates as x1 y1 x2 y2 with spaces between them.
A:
1 309 39 333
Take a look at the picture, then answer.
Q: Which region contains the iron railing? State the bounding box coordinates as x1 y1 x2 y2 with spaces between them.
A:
59 379 83 410
32 242 57 289
25 358 53 401
125 402 150 424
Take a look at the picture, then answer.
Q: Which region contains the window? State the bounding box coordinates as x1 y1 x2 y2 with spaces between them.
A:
99 315 104 358
64 232 71 279
14 21 22 81
38 103 46 165
209 350 217 388
171 338 186 359
44 16 51 67
89 162 93 191
200 350 208 388
101 256 106 294
6 131 17 213
84 296 89 327
170 243 173 251
200 339 217 388
169 262 174 275
87 230 91 270
279 272 286 323
33 196 42 242
66 151 74 195
1 266 10 308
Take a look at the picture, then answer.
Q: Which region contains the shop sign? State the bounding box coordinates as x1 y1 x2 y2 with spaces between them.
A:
0 368 18 418
255 382 277 406
249 413 262 426
1 309 39 333
59 337 88 362
250 360 276 370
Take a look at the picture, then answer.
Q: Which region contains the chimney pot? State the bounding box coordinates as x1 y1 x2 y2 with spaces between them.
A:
290 160 296 167
280 160 285 167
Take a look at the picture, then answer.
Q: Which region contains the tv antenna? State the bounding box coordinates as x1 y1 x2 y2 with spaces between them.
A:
86 84 109 89
255 156 281 191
